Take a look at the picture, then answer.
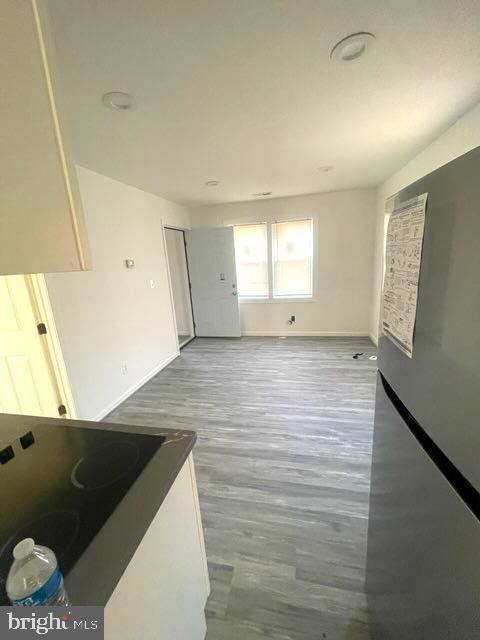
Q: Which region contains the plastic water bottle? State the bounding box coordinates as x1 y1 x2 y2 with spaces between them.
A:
6 538 70 606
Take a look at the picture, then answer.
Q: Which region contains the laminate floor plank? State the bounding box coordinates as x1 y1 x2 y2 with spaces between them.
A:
106 336 377 640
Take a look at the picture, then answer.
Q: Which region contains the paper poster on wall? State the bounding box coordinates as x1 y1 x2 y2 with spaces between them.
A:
381 193 428 358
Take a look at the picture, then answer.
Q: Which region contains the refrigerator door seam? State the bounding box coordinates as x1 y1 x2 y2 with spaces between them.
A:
380 373 480 522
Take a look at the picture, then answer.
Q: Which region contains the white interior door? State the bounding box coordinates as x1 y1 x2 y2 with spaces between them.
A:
185 228 241 337
0 275 61 417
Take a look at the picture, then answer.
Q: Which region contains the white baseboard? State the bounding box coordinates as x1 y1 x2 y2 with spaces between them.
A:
93 351 180 422
369 333 379 346
241 331 370 337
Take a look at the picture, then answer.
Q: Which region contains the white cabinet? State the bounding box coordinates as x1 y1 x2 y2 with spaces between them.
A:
105 454 210 640
0 0 91 275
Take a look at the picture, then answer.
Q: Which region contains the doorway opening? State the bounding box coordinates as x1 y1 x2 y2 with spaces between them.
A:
164 227 196 349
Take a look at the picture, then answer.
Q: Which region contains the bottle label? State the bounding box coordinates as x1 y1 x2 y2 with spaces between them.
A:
12 567 62 606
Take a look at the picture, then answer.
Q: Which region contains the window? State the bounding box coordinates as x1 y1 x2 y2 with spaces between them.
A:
233 223 268 298
233 218 313 299
272 219 313 298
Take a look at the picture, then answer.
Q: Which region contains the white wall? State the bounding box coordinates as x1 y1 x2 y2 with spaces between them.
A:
190 190 376 336
370 102 480 343
46 166 191 420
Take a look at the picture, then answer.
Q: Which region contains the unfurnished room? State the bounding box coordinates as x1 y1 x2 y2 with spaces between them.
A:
1 1 480 639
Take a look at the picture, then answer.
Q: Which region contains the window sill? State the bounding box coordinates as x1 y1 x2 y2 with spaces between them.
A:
239 296 317 304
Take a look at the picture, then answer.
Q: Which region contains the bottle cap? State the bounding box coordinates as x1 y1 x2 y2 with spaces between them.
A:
13 538 35 561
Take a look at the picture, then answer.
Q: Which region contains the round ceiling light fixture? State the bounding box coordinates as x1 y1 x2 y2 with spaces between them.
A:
318 165 334 173
330 32 375 63
205 180 219 187
102 91 136 111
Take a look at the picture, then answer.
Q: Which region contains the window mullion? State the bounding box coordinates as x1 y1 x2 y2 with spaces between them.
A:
267 222 274 299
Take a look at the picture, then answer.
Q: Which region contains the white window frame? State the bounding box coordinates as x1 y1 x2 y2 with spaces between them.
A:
233 222 269 299
233 217 317 303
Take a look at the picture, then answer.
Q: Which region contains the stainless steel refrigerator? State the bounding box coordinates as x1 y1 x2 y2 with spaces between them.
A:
366 146 480 639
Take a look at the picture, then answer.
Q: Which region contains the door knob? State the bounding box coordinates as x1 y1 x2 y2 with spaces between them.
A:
232 291 238 296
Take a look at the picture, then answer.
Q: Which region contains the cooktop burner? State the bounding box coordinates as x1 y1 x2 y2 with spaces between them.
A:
71 440 140 490
0 422 165 604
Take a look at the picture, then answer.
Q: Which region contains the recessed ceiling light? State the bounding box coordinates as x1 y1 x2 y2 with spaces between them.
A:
205 180 219 187
318 165 334 173
102 91 136 110
330 32 375 63
252 192 272 197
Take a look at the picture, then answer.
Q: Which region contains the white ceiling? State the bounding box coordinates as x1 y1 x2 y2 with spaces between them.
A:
46 0 480 206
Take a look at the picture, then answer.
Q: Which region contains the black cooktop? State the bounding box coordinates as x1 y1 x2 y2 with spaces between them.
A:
0 421 165 604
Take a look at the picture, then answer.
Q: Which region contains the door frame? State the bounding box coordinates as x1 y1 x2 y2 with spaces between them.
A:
163 225 196 350
25 274 77 418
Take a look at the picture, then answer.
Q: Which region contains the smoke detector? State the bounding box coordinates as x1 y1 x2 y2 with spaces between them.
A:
102 91 136 110
330 32 376 63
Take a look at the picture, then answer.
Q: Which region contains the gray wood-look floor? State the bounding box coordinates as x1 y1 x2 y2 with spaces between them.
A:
106 337 377 640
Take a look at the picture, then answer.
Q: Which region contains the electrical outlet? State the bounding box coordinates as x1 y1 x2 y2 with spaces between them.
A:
121 363 128 375
288 315 296 325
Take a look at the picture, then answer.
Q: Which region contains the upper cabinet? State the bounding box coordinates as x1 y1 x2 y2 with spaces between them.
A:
0 0 91 275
